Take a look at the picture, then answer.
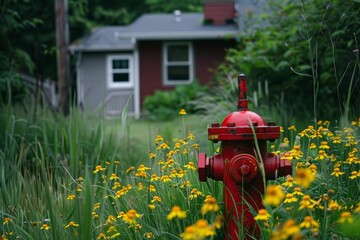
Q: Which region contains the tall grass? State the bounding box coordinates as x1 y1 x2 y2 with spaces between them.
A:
0 103 223 239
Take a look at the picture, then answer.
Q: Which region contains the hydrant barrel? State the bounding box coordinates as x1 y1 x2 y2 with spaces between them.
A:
197 74 292 240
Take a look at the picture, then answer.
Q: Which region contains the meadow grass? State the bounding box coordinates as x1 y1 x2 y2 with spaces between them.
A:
0 103 359 239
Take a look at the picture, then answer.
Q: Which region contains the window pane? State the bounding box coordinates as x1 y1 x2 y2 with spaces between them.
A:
113 73 129 82
168 45 188 62
168 66 189 81
112 59 129 69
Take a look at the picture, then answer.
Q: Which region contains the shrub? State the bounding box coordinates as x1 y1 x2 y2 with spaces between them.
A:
143 80 208 121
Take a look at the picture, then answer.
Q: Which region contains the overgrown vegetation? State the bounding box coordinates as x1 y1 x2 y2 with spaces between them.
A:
143 81 207 121
212 0 360 123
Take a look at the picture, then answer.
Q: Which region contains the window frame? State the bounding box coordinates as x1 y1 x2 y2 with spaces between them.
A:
106 54 134 88
163 42 194 86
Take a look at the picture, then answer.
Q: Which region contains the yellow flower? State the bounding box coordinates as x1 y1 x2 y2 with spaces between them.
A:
167 206 187 220
137 182 144 190
180 180 192 188
331 167 345 177
284 193 298 203
349 171 358 179
97 233 107 239
126 166 135 173
148 204 155 210
288 125 297 131
271 219 301 240
254 209 271 221
328 200 341 211
157 142 171 150
288 145 303 160
93 165 106 174
189 188 204 200
122 209 141 225
184 162 196 170
187 133 195 140
194 219 215 238
315 150 329 160
309 164 317 173
332 136 342 144
180 225 197 240
144 232 155 239
109 173 119 181
282 176 297 187
137 164 151 172
201 195 220 215
338 211 353 224
148 152 156 159
191 143 200 149
354 202 360 213
299 216 319 229
150 174 160 181
64 221 79 229
67 193 75 200
292 187 304 196
106 215 117 224
155 135 163 144
319 141 330 150
263 185 285 207
179 109 187 115
40 223 51 230
151 196 162 203
93 202 100 210
295 168 315 188
149 185 156 192
3 217 12 225
298 195 313 210
309 143 317 149
160 175 171 182
0 234 8 240
135 171 147 178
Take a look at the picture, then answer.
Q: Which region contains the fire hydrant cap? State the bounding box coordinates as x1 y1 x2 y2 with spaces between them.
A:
208 110 280 141
222 110 266 127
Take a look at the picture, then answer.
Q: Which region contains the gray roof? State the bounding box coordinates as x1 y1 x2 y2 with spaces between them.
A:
70 27 135 52
123 13 238 40
70 13 239 52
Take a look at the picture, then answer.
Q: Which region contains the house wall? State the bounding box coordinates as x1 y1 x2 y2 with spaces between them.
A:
139 39 235 109
79 52 134 115
194 39 235 85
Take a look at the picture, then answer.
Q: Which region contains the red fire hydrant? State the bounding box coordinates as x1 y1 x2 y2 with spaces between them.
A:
198 74 292 239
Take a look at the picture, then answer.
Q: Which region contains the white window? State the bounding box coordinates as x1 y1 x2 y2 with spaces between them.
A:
107 55 133 88
163 42 194 85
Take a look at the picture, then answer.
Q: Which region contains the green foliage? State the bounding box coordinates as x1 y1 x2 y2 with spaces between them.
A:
145 0 202 13
215 0 360 121
0 72 28 105
143 81 208 121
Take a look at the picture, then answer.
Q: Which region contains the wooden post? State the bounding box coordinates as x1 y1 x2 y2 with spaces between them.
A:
56 0 71 116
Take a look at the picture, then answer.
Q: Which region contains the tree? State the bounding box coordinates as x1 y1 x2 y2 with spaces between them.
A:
214 0 360 121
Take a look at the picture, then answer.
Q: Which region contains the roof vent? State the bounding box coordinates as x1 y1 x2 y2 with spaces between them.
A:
174 9 182 22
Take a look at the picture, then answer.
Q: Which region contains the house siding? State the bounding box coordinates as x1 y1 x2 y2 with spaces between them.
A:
79 52 135 114
194 39 235 85
80 53 106 110
139 39 235 109
139 41 172 107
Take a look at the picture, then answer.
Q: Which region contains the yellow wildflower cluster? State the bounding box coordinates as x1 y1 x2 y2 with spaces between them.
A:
263 120 360 239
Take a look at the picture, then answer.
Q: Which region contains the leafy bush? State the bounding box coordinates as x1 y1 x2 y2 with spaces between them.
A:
0 72 28 105
214 0 360 121
143 80 208 121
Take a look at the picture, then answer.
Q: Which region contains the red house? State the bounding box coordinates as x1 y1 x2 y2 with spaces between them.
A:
70 0 240 118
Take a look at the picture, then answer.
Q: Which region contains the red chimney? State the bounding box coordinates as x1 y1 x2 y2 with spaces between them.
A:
204 0 236 25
